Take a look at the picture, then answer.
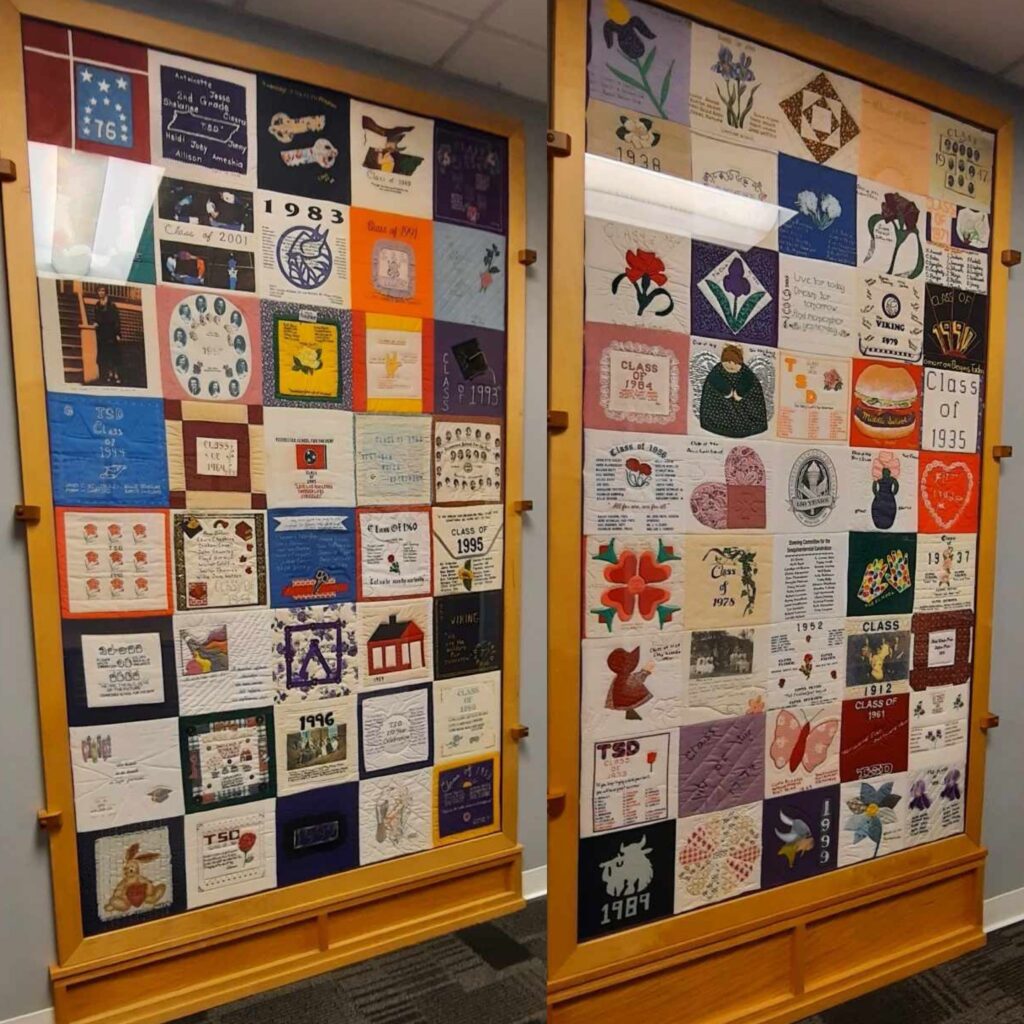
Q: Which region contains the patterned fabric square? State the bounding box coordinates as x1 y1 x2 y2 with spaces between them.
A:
779 71 859 165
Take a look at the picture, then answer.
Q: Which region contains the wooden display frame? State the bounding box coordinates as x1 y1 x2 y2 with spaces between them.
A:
0 2 527 1021
546 1 1011 1021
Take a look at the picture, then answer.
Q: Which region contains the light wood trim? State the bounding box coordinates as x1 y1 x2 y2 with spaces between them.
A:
547 0 1010 998
0 0 527 988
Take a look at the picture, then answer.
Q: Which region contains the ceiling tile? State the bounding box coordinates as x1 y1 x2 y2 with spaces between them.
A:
1001 60 1024 86
484 0 547 48
245 0 472 65
442 27 547 101
822 0 1024 72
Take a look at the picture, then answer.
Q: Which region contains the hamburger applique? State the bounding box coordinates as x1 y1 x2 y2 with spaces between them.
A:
850 362 921 447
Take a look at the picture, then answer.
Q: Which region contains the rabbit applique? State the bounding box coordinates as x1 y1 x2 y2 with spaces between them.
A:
104 841 167 915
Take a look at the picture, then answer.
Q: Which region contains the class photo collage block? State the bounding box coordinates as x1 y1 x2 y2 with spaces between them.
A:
578 0 987 941
22 18 507 934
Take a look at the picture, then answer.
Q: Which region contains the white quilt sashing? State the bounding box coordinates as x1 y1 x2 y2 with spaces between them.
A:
674 801 764 914
358 683 432 777
357 598 434 687
432 504 504 596
262 407 355 508
271 603 358 701
433 671 500 763
274 697 358 795
184 800 277 909
905 760 966 848
70 719 184 831
94 823 176 924
838 774 908 866
579 730 676 838
358 767 433 864
584 215 691 335
433 419 502 504
581 633 687 741
174 608 274 714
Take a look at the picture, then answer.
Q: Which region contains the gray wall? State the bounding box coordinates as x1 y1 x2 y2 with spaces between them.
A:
0 3 547 1017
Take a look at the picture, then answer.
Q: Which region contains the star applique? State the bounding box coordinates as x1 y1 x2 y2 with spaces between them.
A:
780 71 859 164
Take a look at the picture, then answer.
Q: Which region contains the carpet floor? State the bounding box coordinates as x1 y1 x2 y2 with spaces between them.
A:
173 904 1024 1023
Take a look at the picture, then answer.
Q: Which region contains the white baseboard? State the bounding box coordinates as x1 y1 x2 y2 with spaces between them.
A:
0 1010 54 1024
523 864 547 900
3 877 1018 1024
984 884 1024 932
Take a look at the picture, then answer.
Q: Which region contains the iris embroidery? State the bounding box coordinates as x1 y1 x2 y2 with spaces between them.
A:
602 0 675 120
711 45 758 129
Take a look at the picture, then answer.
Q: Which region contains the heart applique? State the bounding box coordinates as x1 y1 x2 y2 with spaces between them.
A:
920 460 974 530
690 446 767 529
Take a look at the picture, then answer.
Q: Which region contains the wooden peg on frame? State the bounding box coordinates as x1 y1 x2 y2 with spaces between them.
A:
513 500 534 513
546 129 571 157
510 725 530 741
14 504 41 523
980 713 1001 732
993 445 1014 461
547 791 567 818
547 410 569 433
518 249 537 266
37 809 63 832
1001 249 1021 267
0 157 16 183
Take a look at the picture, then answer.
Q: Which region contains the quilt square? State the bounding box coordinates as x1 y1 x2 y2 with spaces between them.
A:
838 774 907 865
349 208 434 319
71 717 184 831
764 702 841 798
910 610 974 691
914 533 976 613
359 768 432 864
256 74 350 204
172 510 267 611
434 121 507 233
352 313 433 413
586 100 692 181
267 508 356 607
39 279 161 396
432 504 504 597
354 414 432 506
358 597 433 687
844 614 911 697
777 154 856 264
856 180 927 280
760 786 839 889
179 707 275 812
184 800 276 908
678 714 766 817
78 817 185 935
688 338 777 440
356 507 432 600
174 608 274 714
434 755 499 843
158 289 262 403
433 223 507 331
48 393 168 507
683 438 771 532
433 418 502 504
58 507 172 618
271 602 358 701
691 242 778 347
358 682 433 778
584 323 688 434
921 368 981 454
674 801 762 913
63 615 178 726
165 402 265 508
577 819 676 941
433 322 506 418
434 671 500 764
261 302 352 408
274 697 358 794
924 285 987 374
150 51 256 183
846 531 917 617
275 783 359 886
23 21 151 162
858 274 924 364
906 761 966 848
844 448 918 533
262 407 355 508
839 693 910 782
434 591 502 680
778 70 860 168
350 99 434 218
580 731 675 837
849 360 922 450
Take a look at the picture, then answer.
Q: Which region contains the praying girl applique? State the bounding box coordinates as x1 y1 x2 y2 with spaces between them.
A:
699 344 768 438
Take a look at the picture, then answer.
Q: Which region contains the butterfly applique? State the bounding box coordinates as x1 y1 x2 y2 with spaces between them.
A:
769 709 840 774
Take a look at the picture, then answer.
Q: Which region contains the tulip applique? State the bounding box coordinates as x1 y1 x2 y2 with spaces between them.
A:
611 248 675 317
863 192 924 277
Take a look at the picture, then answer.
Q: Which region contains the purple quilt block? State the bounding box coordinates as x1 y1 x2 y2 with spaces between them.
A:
760 785 840 888
691 241 779 347
678 713 766 817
